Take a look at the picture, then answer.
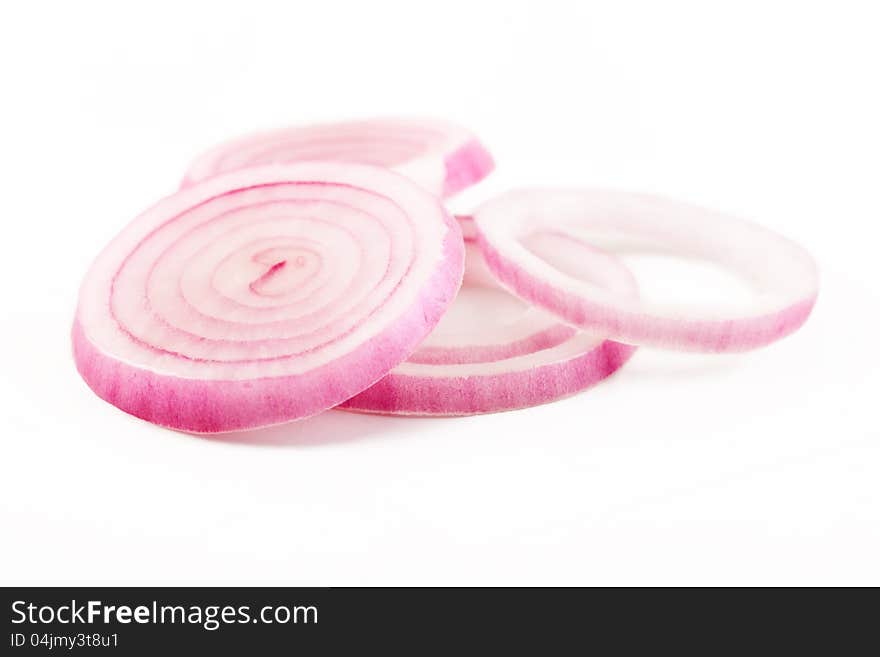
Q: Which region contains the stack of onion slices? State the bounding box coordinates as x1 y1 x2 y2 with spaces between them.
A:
73 120 818 433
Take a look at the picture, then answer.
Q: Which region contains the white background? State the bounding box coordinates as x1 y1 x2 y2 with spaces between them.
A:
1 1 878 586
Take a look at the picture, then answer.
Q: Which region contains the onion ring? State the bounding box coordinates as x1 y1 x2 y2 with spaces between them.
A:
472 189 818 352
72 163 465 432
182 118 494 197
340 217 636 415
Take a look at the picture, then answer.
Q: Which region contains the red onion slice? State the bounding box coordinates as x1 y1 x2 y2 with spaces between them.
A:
72 163 465 433
182 118 494 197
340 217 637 415
472 189 818 352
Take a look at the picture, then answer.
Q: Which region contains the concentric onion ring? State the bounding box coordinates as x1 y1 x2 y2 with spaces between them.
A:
473 189 818 352
340 217 636 415
182 118 495 197
72 163 465 433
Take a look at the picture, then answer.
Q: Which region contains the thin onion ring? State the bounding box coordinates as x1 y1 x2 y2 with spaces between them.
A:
73 163 464 432
472 189 818 352
182 118 494 198
340 217 637 415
